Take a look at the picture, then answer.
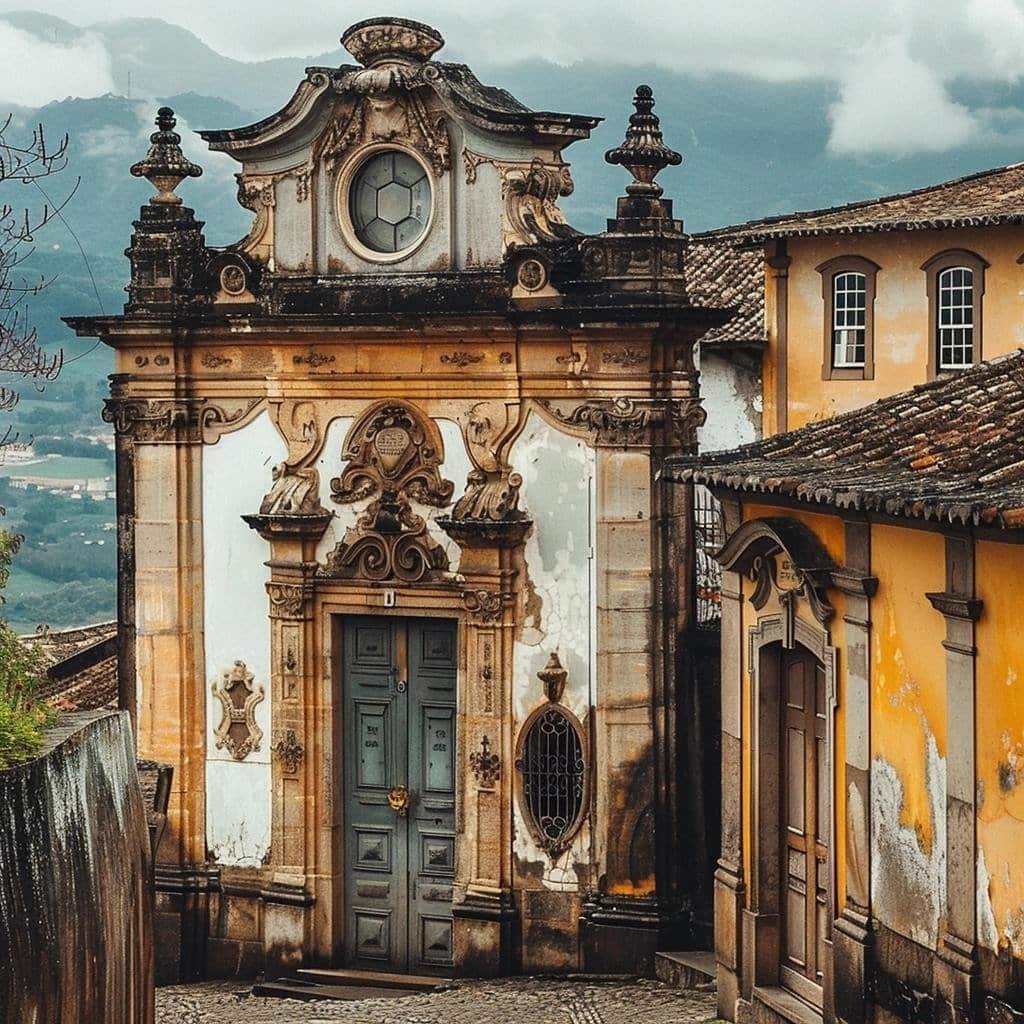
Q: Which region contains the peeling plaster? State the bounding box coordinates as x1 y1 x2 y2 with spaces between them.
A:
977 845 1000 953
871 729 947 948
202 412 285 865
697 351 760 452
508 412 595 884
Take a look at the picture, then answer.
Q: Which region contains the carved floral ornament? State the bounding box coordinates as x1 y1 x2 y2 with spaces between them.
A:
469 735 500 788
272 728 305 774
211 661 265 761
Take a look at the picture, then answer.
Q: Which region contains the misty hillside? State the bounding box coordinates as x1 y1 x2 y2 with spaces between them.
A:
3 12 1024 629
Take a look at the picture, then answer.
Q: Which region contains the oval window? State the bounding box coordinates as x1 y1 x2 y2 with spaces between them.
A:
348 150 431 255
516 705 587 856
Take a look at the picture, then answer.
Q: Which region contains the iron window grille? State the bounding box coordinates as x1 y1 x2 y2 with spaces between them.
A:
516 704 587 857
694 484 724 628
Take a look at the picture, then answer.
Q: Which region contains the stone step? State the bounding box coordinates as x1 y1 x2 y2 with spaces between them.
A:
654 950 716 990
253 967 447 1002
295 967 446 991
253 978 417 1002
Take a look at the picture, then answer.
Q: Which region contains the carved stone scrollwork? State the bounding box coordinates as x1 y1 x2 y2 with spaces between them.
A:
330 400 453 507
452 469 522 521
272 728 304 775
461 589 504 623
502 158 575 247
243 464 333 543
469 735 500 788
319 489 450 584
211 661 265 761
266 582 312 620
102 396 262 444
538 395 705 449
314 70 451 177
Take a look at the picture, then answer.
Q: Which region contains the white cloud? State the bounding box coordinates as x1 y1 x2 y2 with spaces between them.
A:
828 37 978 155
966 0 1024 79
0 22 114 106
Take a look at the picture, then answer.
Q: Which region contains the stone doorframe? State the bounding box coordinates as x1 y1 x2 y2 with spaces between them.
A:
712 510 877 1024
745 614 837 1012
245 512 522 977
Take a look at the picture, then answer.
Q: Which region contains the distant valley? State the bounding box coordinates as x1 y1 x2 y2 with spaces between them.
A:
6 11 1024 631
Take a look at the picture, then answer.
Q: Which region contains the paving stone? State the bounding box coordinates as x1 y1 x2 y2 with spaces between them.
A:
156 977 720 1024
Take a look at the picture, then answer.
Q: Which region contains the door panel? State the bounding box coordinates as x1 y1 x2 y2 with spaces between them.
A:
343 617 456 974
780 646 829 1007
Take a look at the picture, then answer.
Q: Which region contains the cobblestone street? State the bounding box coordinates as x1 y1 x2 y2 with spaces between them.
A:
156 978 719 1024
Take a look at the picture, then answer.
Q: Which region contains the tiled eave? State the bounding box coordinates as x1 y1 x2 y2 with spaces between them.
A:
668 461 1024 530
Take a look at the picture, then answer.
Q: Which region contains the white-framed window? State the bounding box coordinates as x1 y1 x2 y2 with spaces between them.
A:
831 271 867 368
936 266 974 371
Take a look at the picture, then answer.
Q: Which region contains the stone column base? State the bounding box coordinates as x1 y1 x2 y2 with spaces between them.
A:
453 891 518 977
154 862 219 983
579 893 685 977
833 908 871 1024
934 934 978 1024
260 873 314 978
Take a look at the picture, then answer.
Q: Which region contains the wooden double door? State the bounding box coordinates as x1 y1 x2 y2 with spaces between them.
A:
780 644 830 1007
342 616 457 974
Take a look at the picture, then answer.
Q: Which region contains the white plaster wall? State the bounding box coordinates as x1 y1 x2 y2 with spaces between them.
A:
509 412 596 888
697 348 761 453
202 411 287 867
313 413 473 572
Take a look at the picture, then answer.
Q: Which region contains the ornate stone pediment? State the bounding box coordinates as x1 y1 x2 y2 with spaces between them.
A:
331 400 453 507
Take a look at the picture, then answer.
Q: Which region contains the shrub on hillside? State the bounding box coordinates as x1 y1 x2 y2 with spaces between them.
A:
0 617 53 769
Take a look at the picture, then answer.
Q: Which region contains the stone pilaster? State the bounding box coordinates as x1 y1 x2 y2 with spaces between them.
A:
441 518 525 976
927 535 982 1024
715 497 745 1021
832 521 877 1024
243 511 331 973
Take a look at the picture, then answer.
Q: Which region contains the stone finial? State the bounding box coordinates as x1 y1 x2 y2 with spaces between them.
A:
341 17 444 67
537 651 568 703
605 85 681 200
130 107 202 206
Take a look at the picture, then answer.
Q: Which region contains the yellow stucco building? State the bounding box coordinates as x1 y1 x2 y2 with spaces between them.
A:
700 164 1024 436
671 340 1024 1023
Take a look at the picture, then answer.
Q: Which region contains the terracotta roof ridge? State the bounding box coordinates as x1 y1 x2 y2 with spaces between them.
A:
693 160 1024 240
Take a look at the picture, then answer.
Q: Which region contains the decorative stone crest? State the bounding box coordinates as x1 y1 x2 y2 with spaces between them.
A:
469 735 501 788
330 401 453 507
341 16 445 66
272 728 305 775
211 661 265 761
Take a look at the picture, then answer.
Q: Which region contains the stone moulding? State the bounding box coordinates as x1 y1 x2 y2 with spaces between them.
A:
211 661 265 761
265 582 313 620
460 588 506 623
319 490 450 584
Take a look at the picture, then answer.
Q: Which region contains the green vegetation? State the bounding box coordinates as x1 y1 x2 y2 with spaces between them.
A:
0 478 116 635
0 529 55 768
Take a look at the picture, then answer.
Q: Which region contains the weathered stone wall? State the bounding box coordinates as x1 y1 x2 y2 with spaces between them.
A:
0 710 153 1024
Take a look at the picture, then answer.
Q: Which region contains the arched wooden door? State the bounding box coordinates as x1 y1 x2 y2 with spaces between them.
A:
780 644 829 1008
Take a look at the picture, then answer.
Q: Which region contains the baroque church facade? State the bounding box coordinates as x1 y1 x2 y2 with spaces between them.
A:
68 18 742 980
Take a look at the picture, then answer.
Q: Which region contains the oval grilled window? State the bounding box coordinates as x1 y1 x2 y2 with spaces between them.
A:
517 706 587 855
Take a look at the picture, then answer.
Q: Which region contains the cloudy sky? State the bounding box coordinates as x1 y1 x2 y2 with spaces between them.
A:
2 0 1024 154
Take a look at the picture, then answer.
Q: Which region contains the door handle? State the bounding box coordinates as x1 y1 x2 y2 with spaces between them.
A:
387 784 411 816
